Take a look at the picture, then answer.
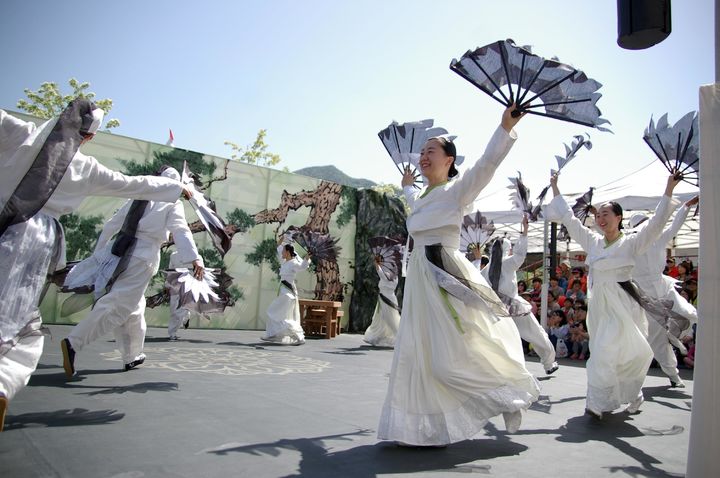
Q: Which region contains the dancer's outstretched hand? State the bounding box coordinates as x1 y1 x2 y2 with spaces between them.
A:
686 195 699 207
401 165 415 188
550 172 561 196
664 173 682 197
521 214 529 235
192 260 205 280
502 103 525 132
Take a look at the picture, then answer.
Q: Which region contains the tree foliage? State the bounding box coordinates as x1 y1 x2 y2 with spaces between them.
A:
245 238 281 274
120 148 216 179
224 129 281 167
59 213 104 260
226 208 256 232
17 78 120 129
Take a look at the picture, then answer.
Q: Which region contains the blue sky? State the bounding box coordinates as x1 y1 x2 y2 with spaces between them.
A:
0 0 712 209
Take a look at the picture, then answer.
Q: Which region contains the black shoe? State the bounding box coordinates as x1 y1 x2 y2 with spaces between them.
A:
124 354 146 371
61 339 76 378
585 407 603 420
545 364 559 375
183 319 190 330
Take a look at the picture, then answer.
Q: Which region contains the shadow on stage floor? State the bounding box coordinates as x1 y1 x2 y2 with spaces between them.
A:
202 425 529 478
4 408 125 430
489 412 685 478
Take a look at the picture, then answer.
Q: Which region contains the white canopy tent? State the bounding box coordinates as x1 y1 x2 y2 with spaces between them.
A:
474 191 699 256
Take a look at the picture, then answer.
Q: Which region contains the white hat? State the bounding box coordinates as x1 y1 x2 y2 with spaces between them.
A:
628 213 649 229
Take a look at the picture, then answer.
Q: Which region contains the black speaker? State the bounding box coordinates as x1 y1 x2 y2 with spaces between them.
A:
617 0 672 50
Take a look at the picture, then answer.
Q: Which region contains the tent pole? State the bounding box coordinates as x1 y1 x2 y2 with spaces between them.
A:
540 217 549 329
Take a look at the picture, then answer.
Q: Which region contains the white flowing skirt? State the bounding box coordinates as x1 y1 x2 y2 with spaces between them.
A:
262 287 304 345
585 281 653 412
378 248 539 445
0 214 60 350
364 298 400 348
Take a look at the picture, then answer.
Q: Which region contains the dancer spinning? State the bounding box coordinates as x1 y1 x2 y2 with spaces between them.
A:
61 166 203 376
545 172 681 418
378 106 539 446
628 195 699 388
364 256 401 348
0 102 188 431
261 237 310 345
483 216 558 375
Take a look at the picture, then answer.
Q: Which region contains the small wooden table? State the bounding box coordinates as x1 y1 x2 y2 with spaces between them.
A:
299 299 342 339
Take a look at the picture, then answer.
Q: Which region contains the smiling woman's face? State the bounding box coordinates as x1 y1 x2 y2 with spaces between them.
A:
419 139 453 179
594 204 622 236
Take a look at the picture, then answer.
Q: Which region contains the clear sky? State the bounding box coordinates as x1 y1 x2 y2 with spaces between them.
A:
0 0 712 209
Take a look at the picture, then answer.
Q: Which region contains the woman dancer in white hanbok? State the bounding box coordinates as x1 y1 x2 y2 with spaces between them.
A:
364 258 401 348
378 106 539 446
261 239 310 345
483 216 558 375
545 172 681 418
627 195 699 388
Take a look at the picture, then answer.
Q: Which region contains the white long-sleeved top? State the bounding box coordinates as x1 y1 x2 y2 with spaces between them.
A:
377 264 399 305
632 204 689 294
481 235 527 299
544 194 680 286
277 245 310 283
402 125 516 249
96 199 201 269
0 110 182 219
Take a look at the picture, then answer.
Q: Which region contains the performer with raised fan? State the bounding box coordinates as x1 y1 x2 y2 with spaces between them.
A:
544 172 681 419
483 215 559 375
260 236 311 345
628 195 699 388
378 105 540 446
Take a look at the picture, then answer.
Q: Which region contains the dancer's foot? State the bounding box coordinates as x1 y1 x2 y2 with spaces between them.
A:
585 407 603 420
545 363 559 375
61 338 76 379
579 354 586 360
124 353 146 371
183 318 190 330
503 411 522 433
168 335 179 341
395 441 447 449
626 395 644 414
0 394 7 432
570 353 579 360
669 376 686 388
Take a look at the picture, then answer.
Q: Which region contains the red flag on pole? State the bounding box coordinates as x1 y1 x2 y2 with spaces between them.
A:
166 129 175 147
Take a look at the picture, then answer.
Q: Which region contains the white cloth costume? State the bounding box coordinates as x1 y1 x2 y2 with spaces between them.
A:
261 244 309 345
0 110 182 401
544 193 679 413
363 265 401 347
482 236 557 372
378 125 539 446
631 205 697 383
66 168 200 366
166 251 199 339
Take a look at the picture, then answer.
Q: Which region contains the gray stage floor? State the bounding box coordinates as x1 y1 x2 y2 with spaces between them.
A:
1 325 693 478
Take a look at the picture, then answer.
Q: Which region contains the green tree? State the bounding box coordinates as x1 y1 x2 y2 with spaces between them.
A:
245 238 281 274
17 78 120 129
224 129 281 167
120 148 216 179
59 213 104 260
